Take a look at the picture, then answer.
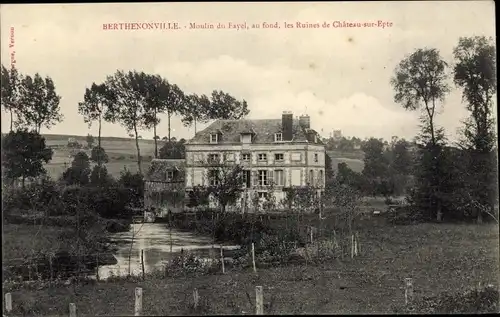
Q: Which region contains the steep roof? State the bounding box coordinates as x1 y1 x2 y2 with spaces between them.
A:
145 159 185 182
187 119 324 145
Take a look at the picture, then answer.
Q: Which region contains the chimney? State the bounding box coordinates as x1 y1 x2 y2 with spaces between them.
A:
299 115 310 130
282 111 293 141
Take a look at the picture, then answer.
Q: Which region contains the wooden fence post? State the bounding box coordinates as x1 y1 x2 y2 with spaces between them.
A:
356 232 361 255
5 292 12 313
49 255 54 281
141 250 145 280
95 253 100 281
354 233 358 257
405 278 413 305
220 246 225 274
251 243 257 273
255 286 264 315
310 226 313 244
69 303 76 317
193 288 199 310
350 234 354 259
135 287 143 316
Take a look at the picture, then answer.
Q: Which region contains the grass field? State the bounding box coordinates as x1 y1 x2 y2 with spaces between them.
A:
41 134 365 179
5 222 498 315
43 134 160 179
3 224 76 261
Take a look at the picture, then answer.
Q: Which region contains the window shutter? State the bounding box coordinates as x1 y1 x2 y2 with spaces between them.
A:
281 170 286 186
268 170 274 186
252 171 259 186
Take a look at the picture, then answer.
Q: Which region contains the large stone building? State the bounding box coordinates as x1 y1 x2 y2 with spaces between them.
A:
184 112 326 211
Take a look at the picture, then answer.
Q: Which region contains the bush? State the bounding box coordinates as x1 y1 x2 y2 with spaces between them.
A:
118 170 144 208
89 165 115 187
171 210 303 253
385 205 423 225
395 285 499 314
2 179 64 216
104 219 131 233
84 185 132 219
163 252 221 277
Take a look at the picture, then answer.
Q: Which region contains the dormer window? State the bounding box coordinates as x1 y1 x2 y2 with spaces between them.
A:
210 133 218 144
166 170 174 180
275 133 283 142
241 133 252 144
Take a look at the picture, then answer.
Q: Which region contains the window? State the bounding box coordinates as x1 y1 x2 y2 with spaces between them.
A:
258 192 267 199
166 171 174 180
274 169 284 186
210 133 218 143
309 170 314 184
258 170 268 186
275 133 283 142
241 153 251 161
241 134 252 144
258 153 267 161
243 170 251 187
314 153 319 162
208 170 219 186
291 152 301 161
208 153 220 163
274 153 284 161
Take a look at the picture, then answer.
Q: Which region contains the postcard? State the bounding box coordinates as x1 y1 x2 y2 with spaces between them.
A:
1 2 498 316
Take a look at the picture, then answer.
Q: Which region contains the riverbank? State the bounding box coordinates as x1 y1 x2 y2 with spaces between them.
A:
4 223 498 315
2 214 132 282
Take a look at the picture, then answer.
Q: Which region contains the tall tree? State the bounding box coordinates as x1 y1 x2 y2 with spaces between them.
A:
104 70 150 174
181 93 211 134
1 130 53 188
144 74 185 156
78 82 113 165
17 73 63 133
361 138 391 196
390 139 412 176
207 90 250 120
391 48 450 221
453 36 497 222
1 65 20 131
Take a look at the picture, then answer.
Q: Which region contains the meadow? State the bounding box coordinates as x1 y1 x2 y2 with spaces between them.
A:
43 134 159 179
42 134 365 179
4 221 498 315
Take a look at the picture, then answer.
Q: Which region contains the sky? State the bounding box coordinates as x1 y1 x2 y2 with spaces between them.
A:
0 2 496 142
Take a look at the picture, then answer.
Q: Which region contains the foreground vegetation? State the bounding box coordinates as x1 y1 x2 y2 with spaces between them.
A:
3 223 498 315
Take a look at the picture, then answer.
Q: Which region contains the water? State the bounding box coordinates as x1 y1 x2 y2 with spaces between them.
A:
98 223 239 279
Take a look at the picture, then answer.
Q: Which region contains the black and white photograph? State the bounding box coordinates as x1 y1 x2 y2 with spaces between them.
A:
1 1 498 315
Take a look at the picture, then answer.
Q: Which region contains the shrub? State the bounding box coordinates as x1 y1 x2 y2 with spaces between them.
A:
385 205 423 225
163 252 220 277
104 219 131 233
118 170 144 208
395 285 499 314
89 165 115 187
84 185 131 219
2 179 64 216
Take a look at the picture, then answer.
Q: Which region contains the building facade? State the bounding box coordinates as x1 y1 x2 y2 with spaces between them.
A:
144 159 186 219
184 112 326 211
